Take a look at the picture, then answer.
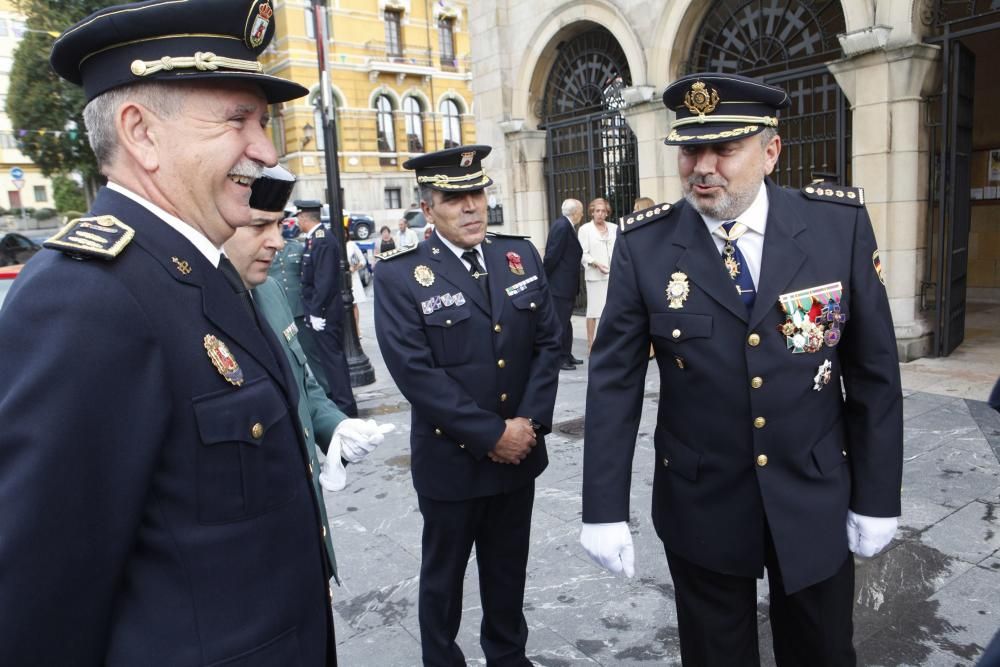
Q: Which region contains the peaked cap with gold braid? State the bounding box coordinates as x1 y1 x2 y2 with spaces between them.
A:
403 144 495 192
662 73 790 145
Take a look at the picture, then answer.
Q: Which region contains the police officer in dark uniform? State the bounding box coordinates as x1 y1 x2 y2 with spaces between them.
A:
0 1 337 664
298 199 359 417
580 74 903 666
374 145 562 666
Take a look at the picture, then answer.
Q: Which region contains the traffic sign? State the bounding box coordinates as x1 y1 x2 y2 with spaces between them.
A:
10 167 23 180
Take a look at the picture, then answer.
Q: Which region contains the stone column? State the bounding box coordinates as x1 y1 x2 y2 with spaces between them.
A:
499 123 549 245
620 86 681 205
828 43 940 361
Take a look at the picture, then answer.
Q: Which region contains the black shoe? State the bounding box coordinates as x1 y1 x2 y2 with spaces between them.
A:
570 356 584 365
560 361 576 371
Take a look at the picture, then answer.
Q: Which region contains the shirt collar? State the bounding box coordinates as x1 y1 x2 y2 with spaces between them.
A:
700 181 769 238
107 181 222 267
436 231 483 264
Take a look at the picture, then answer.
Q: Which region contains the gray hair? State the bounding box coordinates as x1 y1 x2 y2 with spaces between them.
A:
83 82 187 168
560 198 582 217
759 127 778 146
418 185 435 208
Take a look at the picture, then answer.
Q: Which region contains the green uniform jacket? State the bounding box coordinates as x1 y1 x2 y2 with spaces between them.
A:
254 276 346 580
268 238 306 318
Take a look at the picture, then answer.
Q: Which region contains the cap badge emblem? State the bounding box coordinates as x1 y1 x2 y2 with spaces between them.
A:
414 264 435 287
247 0 273 48
684 81 719 116
459 151 475 168
666 271 690 309
204 334 244 387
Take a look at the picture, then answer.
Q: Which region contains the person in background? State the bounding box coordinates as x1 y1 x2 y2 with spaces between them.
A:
396 217 419 248
424 224 435 241
346 237 367 337
0 1 339 663
299 200 359 417
577 197 617 353
373 225 396 268
543 198 585 371
581 72 903 666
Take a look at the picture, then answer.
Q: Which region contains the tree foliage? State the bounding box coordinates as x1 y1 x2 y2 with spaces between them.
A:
52 174 87 212
7 1 118 197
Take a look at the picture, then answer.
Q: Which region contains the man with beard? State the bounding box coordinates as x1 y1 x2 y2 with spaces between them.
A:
0 1 339 664
580 73 903 666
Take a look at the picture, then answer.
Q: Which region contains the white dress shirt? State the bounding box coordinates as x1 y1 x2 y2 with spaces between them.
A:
699 182 769 287
437 233 485 274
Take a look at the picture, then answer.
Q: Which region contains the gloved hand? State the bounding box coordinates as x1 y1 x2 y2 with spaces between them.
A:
332 418 395 463
580 521 634 577
846 510 898 557
309 315 326 331
318 455 347 492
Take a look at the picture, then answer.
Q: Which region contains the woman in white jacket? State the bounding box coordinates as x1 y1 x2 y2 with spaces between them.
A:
577 197 617 353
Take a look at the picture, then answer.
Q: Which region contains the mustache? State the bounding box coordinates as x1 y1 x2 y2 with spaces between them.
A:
229 161 263 181
686 175 728 188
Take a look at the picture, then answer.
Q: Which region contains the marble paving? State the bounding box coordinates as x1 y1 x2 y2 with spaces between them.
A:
325 297 1000 665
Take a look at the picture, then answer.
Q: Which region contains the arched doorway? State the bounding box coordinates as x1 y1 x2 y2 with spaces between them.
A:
684 0 851 189
541 26 639 222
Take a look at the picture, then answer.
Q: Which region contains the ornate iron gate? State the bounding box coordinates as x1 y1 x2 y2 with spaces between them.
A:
541 27 639 222
685 0 851 188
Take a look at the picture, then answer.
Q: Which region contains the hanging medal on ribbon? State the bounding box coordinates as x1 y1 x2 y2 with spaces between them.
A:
777 282 845 353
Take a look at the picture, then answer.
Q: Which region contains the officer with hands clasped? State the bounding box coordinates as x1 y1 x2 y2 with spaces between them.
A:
374 145 562 666
0 1 341 664
580 73 903 666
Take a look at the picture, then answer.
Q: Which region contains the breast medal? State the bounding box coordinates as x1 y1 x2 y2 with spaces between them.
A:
414 265 435 287
506 251 525 276
204 334 244 386
777 282 846 353
666 272 690 309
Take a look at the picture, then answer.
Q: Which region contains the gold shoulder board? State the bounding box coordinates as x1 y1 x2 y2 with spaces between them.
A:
44 215 134 260
375 244 419 262
801 183 864 207
621 202 674 233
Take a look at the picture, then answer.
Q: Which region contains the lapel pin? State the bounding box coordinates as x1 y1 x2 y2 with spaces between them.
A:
172 256 192 275
204 334 243 386
812 359 833 391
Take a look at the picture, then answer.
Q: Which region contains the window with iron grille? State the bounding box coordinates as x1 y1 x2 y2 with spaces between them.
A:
438 18 456 69
384 9 403 59
403 97 424 153
441 99 461 149
385 188 402 209
376 95 396 153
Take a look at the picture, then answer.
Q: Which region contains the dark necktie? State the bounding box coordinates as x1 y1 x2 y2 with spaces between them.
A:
714 221 756 312
218 256 257 320
462 249 490 300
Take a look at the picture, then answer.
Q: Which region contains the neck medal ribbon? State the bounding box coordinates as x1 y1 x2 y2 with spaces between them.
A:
776 282 847 353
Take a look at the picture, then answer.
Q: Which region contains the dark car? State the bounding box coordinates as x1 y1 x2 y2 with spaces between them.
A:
402 208 429 232
1 233 41 267
281 207 375 241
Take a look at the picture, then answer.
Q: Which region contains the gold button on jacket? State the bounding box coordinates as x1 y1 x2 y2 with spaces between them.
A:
756 454 768 467
754 417 766 429
250 422 264 439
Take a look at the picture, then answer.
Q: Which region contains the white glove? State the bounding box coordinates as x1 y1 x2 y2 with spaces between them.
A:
309 315 326 331
580 522 634 577
332 418 395 463
846 510 898 557
319 454 347 492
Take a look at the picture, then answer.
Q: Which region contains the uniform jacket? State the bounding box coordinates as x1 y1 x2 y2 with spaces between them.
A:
0 188 334 666
542 214 583 300
269 237 306 318
582 179 903 593
301 226 344 322
254 276 346 578
373 231 562 501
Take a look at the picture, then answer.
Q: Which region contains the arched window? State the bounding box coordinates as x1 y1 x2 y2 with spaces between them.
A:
375 94 395 153
440 99 461 149
403 97 424 153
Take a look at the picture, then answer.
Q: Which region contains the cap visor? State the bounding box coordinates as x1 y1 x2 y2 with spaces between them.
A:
664 122 768 146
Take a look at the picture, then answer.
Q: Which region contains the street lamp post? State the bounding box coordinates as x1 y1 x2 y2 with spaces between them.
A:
309 0 375 387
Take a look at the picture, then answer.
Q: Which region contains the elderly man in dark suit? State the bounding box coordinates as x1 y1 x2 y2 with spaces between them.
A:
580 73 903 666
0 2 339 664
544 198 584 370
374 145 561 666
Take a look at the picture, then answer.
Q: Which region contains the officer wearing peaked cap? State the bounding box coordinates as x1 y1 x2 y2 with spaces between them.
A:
0 2 339 665
374 145 562 665
581 73 903 666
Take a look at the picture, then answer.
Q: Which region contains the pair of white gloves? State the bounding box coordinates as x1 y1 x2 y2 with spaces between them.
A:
318 418 395 491
579 510 898 577
309 315 326 332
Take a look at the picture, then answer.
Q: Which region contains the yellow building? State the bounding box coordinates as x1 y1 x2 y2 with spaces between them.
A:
261 0 475 228
0 0 54 218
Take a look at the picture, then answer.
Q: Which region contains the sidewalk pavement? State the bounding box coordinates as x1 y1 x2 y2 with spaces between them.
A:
328 295 1000 666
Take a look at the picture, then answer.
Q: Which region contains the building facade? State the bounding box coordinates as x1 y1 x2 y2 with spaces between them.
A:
261 0 477 228
468 0 1000 361
0 0 54 216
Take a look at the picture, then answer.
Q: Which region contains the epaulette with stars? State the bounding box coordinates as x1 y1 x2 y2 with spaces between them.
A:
619 202 673 233
43 215 134 261
375 244 419 261
801 182 864 206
